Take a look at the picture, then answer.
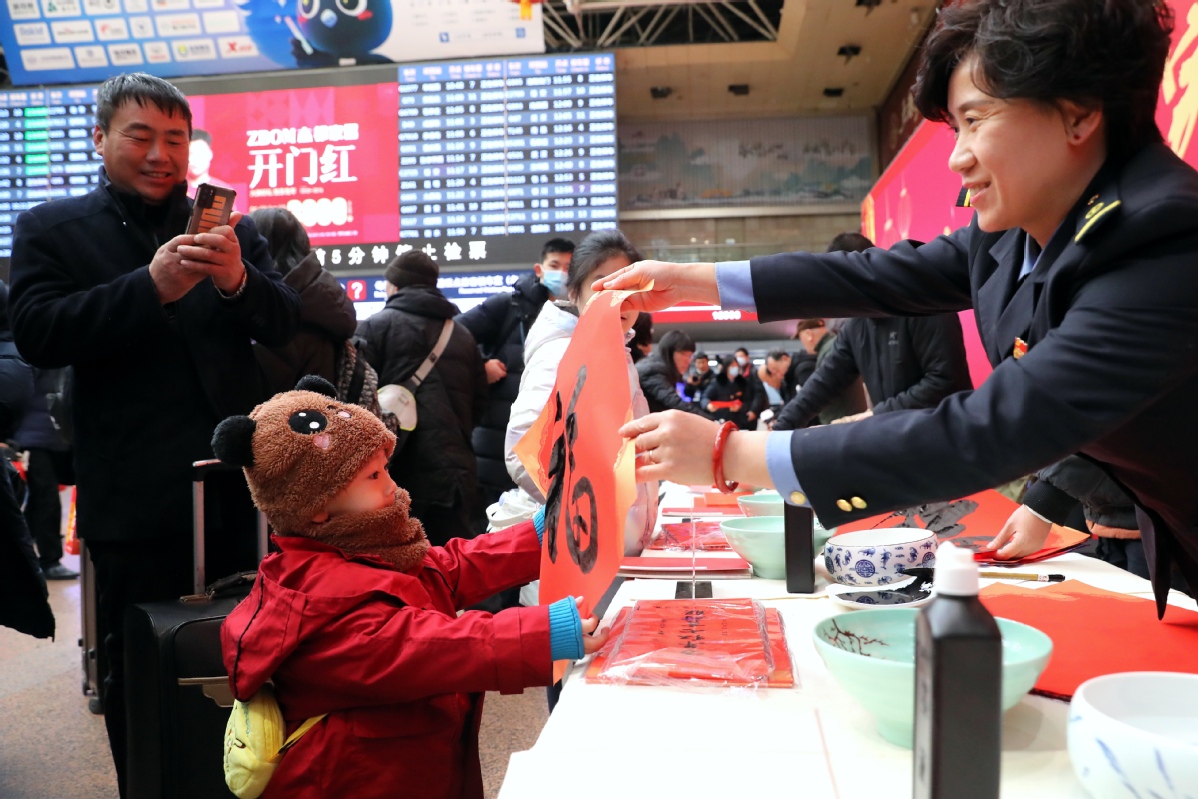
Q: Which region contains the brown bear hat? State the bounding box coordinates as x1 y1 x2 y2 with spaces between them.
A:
212 376 428 570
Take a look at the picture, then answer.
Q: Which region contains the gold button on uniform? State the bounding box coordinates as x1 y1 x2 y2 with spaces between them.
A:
789 491 807 505
836 499 852 512
851 496 867 509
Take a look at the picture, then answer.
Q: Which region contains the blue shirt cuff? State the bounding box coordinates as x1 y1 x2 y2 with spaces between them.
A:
547 596 583 661
714 261 756 311
766 431 810 507
533 506 545 545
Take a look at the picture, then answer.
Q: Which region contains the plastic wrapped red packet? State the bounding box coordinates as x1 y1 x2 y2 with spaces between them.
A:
646 521 731 551
587 599 794 688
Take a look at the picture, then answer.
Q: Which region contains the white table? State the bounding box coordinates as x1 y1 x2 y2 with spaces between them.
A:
498 496 1194 799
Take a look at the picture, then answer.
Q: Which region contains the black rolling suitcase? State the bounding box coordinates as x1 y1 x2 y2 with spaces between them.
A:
123 460 269 799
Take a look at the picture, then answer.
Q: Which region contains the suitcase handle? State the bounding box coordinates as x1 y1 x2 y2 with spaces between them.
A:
178 677 235 708
193 460 270 594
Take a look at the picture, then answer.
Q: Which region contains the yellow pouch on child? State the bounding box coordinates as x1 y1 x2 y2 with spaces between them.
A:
224 684 326 799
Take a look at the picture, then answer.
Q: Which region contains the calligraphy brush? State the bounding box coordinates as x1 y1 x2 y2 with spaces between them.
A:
901 566 1065 584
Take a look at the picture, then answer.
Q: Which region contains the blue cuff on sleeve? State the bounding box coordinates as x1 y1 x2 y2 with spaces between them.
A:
714 261 757 311
533 506 545 545
766 431 811 507
547 596 584 661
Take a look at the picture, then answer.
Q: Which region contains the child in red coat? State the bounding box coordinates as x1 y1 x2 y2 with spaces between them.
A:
214 376 604 799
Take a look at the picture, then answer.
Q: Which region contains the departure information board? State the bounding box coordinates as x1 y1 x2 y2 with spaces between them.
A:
397 52 617 266
0 85 101 259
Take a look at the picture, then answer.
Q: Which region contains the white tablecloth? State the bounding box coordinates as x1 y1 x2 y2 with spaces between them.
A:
498 491 1194 799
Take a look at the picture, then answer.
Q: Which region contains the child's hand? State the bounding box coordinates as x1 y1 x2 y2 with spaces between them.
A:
576 596 609 655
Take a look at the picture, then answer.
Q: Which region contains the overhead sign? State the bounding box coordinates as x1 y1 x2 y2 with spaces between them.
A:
0 0 544 86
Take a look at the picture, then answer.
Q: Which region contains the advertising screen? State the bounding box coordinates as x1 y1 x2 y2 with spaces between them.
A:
396 52 618 267
188 81 400 252
0 84 101 260
0 0 543 87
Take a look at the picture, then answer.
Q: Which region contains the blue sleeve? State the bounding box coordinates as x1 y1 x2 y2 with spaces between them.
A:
533 506 545 545
547 596 584 661
715 261 756 311
767 431 811 507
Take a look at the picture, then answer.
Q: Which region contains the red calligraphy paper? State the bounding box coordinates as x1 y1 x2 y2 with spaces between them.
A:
980 581 1198 700
512 289 641 628
585 599 794 688
833 489 1090 564
646 521 731 551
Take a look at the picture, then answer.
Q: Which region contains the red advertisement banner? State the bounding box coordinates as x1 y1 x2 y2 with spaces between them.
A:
187 82 399 246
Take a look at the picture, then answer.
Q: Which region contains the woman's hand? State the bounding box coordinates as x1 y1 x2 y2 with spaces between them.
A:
619 410 773 489
592 260 721 313
985 505 1053 560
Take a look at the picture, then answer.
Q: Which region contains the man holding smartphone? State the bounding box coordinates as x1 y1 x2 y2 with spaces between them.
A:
7 72 300 797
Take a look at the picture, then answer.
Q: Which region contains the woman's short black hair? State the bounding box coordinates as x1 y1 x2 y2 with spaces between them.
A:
913 0 1173 160
250 207 311 277
567 228 642 301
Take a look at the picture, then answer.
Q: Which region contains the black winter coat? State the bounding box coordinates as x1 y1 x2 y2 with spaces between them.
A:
356 286 488 509
636 349 700 415
699 374 749 428
1024 456 1138 531
8 174 300 543
773 314 972 431
255 251 358 395
454 273 549 493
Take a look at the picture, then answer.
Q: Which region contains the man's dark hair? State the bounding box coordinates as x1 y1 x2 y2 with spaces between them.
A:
190 128 212 145
250 207 310 277
656 329 696 382
566 228 641 301
913 0 1173 161
766 349 790 362
541 238 576 261
95 73 192 133
693 351 709 361
827 232 874 253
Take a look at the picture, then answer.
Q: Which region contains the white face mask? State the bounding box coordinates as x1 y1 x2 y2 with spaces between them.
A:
726 366 740 380
736 356 749 367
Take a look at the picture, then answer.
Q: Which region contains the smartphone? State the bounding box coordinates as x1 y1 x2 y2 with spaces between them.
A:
186 183 237 236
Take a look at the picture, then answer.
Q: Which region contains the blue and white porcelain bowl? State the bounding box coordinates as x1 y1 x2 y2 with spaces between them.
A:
822 527 939 587
1068 672 1198 799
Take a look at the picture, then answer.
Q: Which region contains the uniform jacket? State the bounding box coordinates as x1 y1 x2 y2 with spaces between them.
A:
7 173 300 542
356 286 487 508
455 272 550 494
773 314 972 430
505 301 656 557
221 522 550 799
750 143 1198 615
255 251 358 395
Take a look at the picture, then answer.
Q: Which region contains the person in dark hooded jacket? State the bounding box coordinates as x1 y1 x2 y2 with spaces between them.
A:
356 251 488 545
0 280 55 640
250 207 358 394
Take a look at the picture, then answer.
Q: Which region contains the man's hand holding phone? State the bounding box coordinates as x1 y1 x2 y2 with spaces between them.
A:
150 184 245 303
178 209 246 295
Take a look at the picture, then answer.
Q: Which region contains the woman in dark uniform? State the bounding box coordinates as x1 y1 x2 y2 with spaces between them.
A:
602 0 1198 616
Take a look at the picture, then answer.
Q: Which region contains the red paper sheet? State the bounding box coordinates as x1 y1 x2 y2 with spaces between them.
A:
646 521 731 551
661 504 745 517
586 599 794 687
833 489 1090 564
980 580 1198 700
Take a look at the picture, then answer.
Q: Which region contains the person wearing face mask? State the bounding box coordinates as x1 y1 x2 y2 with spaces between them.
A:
455 239 575 537
699 355 751 429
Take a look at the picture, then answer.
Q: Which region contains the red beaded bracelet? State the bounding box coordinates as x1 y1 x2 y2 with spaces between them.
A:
712 421 739 494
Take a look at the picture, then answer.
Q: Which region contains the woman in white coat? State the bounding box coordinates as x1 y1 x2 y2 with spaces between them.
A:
502 228 659 608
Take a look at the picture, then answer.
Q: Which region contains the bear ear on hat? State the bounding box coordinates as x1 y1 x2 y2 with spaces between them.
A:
295 375 337 398
211 416 257 468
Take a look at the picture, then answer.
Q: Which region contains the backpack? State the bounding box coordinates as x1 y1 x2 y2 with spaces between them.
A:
335 338 399 435
223 684 325 799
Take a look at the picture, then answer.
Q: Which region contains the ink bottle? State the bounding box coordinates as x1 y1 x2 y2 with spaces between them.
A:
912 542 1002 799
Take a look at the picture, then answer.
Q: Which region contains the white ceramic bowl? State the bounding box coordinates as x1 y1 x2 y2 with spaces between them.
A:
822 527 938 587
1068 672 1198 799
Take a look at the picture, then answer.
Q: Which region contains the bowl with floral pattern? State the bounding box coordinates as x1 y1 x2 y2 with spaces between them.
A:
823 527 939 587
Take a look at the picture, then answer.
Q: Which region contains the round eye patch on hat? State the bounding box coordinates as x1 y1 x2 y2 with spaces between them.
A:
212 376 396 533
